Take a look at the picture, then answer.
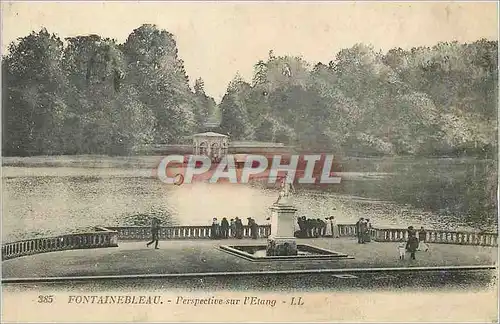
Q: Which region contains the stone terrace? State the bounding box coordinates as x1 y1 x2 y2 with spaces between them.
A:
3 237 497 279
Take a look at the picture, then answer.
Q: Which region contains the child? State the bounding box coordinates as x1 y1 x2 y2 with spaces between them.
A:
397 239 406 260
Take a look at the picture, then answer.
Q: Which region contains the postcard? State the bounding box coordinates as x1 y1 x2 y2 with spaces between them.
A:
1 1 498 322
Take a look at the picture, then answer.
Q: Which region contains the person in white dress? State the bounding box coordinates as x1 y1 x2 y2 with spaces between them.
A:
397 239 406 260
328 216 340 238
331 216 340 238
324 217 333 237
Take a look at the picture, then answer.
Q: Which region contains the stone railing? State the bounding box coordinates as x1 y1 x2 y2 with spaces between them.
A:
2 223 496 261
337 224 498 247
105 225 272 241
1 227 118 261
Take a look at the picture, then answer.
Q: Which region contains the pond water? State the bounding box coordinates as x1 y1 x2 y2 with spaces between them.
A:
2 156 497 243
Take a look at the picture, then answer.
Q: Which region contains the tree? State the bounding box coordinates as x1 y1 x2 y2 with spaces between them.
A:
219 76 255 140
62 35 130 154
2 28 68 155
193 77 216 131
122 24 196 143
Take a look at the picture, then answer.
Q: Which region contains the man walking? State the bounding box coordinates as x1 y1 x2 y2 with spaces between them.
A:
406 234 419 260
146 217 160 249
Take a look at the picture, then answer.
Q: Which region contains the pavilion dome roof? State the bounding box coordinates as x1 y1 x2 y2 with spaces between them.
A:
192 132 229 138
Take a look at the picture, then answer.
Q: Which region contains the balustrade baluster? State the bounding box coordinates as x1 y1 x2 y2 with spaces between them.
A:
3 224 497 261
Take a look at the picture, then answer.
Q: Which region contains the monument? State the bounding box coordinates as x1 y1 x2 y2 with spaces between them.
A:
266 175 298 256
219 172 352 261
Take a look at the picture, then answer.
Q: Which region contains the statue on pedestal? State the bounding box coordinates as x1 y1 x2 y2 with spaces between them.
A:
268 174 298 257
274 174 295 205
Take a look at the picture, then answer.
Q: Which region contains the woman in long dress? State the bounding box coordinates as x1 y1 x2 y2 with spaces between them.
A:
324 217 333 237
331 216 340 238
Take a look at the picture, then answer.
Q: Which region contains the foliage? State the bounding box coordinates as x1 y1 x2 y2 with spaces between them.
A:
2 28 497 158
2 25 202 155
219 41 497 156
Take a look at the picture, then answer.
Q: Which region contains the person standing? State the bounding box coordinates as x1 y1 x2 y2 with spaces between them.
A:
332 216 340 238
324 217 333 237
311 219 320 237
305 218 313 237
364 219 371 243
407 226 416 238
355 218 361 242
302 216 310 237
220 217 229 239
250 218 259 239
397 239 406 260
235 217 243 239
146 217 160 249
298 217 306 238
316 218 326 237
356 217 366 244
211 218 220 239
418 226 429 251
247 217 253 238
229 219 236 238
406 234 419 260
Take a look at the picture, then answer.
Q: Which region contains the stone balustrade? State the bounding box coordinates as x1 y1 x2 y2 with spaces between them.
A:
1 227 118 261
338 224 497 247
104 225 272 240
338 224 358 237
1 224 496 261
371 227 498 246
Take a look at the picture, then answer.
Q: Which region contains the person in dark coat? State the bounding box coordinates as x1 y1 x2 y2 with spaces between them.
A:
235 217 243 239
355 218 364 243
406 235 419 260
297 217 306 238
310 219 318 237
146 217 160 249
407 226 416 238
250 218 258 239
247 217 252 238
301 216 308 237
220 217 229 239
364 219 371 242
305 218 314 237
229 219 236 238
418 226 429 251
317 218 327 237
211 218 220 239
356 218 364 243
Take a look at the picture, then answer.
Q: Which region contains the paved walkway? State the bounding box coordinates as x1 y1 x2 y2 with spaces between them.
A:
2 237 497 279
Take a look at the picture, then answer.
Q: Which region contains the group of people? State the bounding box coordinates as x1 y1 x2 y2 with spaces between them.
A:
295 216 340 238
355 217 373 244
146 215 430 263
210 217 259 239
397 226 430 260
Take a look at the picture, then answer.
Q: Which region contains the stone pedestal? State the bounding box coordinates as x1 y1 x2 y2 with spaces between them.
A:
266 203 298 256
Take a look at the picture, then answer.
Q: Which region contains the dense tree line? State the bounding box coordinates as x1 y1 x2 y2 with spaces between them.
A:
220 42 497 156
2 26 497 157
2 25 214 156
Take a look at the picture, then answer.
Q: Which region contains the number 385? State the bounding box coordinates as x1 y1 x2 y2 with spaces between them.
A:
37 295 54 303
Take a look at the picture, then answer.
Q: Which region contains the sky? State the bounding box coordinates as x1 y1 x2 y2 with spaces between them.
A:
1 1 498 102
